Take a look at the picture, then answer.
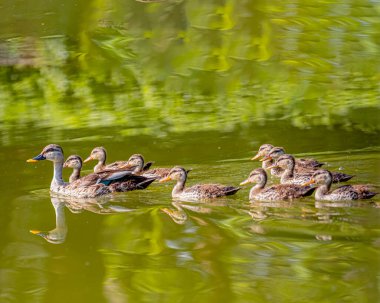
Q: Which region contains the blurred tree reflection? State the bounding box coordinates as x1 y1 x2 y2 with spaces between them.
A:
0 0 379 139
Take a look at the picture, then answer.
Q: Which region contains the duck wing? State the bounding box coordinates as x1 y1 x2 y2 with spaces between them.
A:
262 184 315 200
184 184 240 198
296 158 324 168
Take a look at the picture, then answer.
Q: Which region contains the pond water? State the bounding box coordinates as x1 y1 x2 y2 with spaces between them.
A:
1 1 380 303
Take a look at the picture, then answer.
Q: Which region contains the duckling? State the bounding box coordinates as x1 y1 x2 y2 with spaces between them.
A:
252 144 285 177
267 151 353 183
123 154 172 179
84 146 130 173
63 154 155 192
240 168 315 201
304 170 377 201
63 154 83 183
261 146 324 169
159 166 240 201
27 144 151 198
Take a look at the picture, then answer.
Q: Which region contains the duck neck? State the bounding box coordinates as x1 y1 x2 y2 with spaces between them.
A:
262 159 273 169
134 162 144 173
281 164 294 183
172 176 186 197
249 184 264 200
69 168 81 183
52 160 65 189
315 181 331 200
94 161 105 173
249 176 266 200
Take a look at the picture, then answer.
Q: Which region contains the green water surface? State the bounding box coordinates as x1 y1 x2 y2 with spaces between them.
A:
1 1 380 302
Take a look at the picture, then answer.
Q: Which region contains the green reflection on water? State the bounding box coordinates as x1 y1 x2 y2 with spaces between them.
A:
0 0 380 140
1 1 380 303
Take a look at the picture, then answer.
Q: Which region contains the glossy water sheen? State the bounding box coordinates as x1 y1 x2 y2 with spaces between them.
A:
1 1 380 303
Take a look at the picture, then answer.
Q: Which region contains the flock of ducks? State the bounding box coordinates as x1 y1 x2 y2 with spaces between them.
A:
27 143 377 202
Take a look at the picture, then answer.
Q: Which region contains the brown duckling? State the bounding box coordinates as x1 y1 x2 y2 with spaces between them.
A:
63 154 155 192
84 146 130 173
251 143 284 177
261 146 324 170
267 150 353 183
304 170 377 201
123 154 172 179
159 166 240 201
240 168 315 201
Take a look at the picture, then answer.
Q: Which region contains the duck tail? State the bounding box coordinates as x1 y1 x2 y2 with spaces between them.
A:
303 186 316 197
143 162 154 171
225 186 241 196
136 177 156 189
363 191 378 199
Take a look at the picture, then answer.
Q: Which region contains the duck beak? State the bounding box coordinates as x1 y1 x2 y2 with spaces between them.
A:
259 156 271 162
302 178 315 186
83 155 93 163
251 153 261 160
266 164 277 169
30 230 47 237
159 176 172 183
239 179 250 186
26 154 46 162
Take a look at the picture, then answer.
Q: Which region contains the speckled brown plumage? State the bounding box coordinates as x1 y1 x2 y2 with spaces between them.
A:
240 168 315 201
64 154 156 193
273 154 353 185
159 166 240 201
306 170 377 201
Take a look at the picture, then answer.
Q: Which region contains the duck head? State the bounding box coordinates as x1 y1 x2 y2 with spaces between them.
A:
27 144 64 163
251 144 274 160
84 146 106 163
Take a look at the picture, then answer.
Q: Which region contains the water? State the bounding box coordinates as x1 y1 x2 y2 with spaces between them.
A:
1 1 380 302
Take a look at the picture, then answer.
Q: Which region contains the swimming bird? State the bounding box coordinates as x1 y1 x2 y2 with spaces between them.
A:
159 166 240 201
123 154 172 179
240 168 315 201
303 170 377 201
26 144 150 198
63 154 155 192
84 146 132 173
251 144 284 177
268 153 353 184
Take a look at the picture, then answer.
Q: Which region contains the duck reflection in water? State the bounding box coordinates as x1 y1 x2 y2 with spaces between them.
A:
30 194 134 244
161 200 223 225
30 196 67 244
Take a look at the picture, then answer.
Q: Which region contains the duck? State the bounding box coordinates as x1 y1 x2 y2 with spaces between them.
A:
255 144 325 172
123 154 172 179
84 146 133 173
303 170 377 201
63 154 155 192
251 144 283 177
159 166 240 201
266 151 353 183
26 144 152 198
240 168 315 201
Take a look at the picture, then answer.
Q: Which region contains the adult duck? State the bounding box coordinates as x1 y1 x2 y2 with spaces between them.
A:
159 166 240 201
240 168 315 201
304 170 377 201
